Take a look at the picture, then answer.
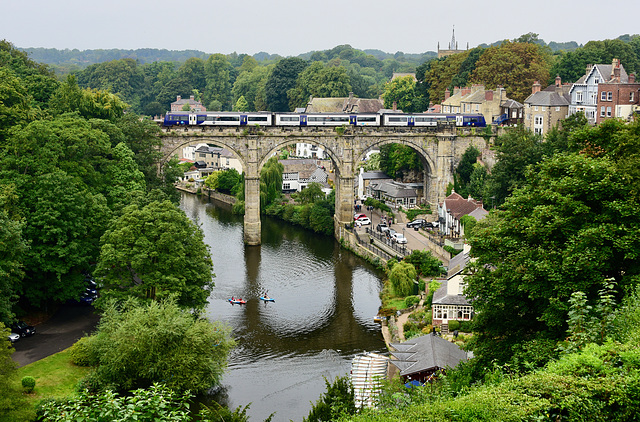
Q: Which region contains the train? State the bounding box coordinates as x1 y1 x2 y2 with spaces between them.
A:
163 111 487 128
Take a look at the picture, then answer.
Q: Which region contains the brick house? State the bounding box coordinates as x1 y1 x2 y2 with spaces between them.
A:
596 69 639 124
170 95 206 112
437 191 487 237
523 77 571 135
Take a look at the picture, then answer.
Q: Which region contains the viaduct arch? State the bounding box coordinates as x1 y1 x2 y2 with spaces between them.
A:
160 125 489 245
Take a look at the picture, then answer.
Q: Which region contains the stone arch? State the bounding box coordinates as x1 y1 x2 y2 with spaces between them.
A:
161 135 249 175
257 137 343 172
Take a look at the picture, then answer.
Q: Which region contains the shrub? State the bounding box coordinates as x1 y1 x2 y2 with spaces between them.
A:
70 336 98 367
404 295 420 308
459 320 474 332
448 320 460 331
22 376 36 393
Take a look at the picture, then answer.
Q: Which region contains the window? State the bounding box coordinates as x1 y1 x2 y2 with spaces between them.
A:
283 183 290 190
595 78 599 84
607 91 613 101
556 107 561 111
542 106 546 111
576 91 583 102
607 107 612 117
601 91 607 101
534 106 539 111
631 92 635 102
534 116 543 125
601 106 606 117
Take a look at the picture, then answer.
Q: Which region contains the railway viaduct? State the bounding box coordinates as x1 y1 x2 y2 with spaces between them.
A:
159 124 491 245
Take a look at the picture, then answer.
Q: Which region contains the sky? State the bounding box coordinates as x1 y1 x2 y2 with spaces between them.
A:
3 0 639 57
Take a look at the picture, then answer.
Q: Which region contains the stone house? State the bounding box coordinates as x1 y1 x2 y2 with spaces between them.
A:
441 85 515 125
569 58 629 124
523 77 571 135
357 169 392 200
280 159 330 194
368 180 418 208
170 95 206 112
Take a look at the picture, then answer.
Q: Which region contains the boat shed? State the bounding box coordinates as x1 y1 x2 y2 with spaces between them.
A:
389 333 469 383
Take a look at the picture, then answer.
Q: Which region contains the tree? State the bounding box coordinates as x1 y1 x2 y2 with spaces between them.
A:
304 376 356 422
0 207 26 323
0 324 34 421
388 261 417 297
104 142 146 211
378 144 421 180
381 75 416 112
454 145 480 196
203 54 232 111
233 95 249 111
297 182 325 204
466 152 640 367
95 200 214 310
470 41 551 103
265 57 307 111
260 157 284 208
287 62 352 110
232 66 269 111
404 250 443 277
79 298 235 393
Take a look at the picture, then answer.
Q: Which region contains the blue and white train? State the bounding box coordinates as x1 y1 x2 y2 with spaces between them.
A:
163 111 486 128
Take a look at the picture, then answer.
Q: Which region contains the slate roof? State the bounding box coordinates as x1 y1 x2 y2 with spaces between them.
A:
305 96 384 113
431 279 471 306
446 251 470 279
501 99 523 109
574 63 629 85
370 180 417 199
389 334 468 377
361 171 390 181
524 84 571 107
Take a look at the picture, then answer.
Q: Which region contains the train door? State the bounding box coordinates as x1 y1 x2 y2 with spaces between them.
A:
189 113 198 125
408 116 415 126
240 115 248 126
455 115 464 126
300 115 307 126
349 115 357 125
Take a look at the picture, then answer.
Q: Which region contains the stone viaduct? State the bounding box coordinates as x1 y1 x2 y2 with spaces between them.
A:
160 125 490 245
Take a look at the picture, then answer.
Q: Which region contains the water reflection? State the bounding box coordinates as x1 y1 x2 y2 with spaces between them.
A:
180 193 385 422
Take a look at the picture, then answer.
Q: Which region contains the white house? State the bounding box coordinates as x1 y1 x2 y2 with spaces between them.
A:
296 142 326 159
437 191 487 237
432 246 474 327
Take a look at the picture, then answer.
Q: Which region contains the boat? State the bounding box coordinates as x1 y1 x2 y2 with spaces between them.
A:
228 298 246 304
260 297 275 302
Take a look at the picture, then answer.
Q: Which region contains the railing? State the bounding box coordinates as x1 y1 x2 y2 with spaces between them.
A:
366 228 411 258
353 229 395 262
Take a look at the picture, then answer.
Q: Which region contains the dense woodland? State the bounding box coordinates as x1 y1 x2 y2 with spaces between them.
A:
2 33 640 420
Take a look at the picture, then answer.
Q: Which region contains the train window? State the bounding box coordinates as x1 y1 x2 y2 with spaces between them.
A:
217 116 240 121
358 117 377 122
280 116 299 122
388 117 407 122
415 117 434 122
308 117 323 122
248 116 268 121
328 117 348 122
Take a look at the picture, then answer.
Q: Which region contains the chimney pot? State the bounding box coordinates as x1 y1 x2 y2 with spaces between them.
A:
392 101 397 111
630 73 636 83
177 95 181 101
444 88 451 100
532 81 541 94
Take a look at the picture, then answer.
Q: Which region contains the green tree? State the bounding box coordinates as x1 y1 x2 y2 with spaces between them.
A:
466 152 640 367
382 75 416 112
260 157 284 208
304 376 356 422
80 298 235 393
287 62 352 110
378 144 421 180
0 324 35 421
297 182 325 204
471 41 551 103
265 57 307 111
389 261 417 297
203 54 232 111
454 145 480 196
95 200 214 310
233 95 249 111
404 250 443 277
104 142 146 211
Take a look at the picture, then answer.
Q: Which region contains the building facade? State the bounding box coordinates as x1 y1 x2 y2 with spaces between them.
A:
523 78 571 135
596 72 639 124
170 95 206 112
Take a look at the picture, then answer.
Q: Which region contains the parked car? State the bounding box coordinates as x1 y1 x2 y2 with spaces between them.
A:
386 229 397 239
354 213 367 221
424 221 439 229
7 332 20 343
376 223 389 233
357 217 371 225
11 321 35 337
392 233 408 244
406 219 426 228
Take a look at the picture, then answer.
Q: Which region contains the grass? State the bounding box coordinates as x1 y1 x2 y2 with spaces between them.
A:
16 347 90 405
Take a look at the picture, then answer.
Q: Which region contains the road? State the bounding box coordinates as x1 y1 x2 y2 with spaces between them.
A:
11 304 100 367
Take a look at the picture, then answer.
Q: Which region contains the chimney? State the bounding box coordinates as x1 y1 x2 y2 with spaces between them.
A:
444 88 451 100
462 87 471 96
190 95 195 101
485 90 494 101
532 81 541 94
349 91 354 101
392 101 397 111
612 59 621 82
555 75 562 87
630 73 636 83
586 64 593 75
176 95 182 101
453 86 461 96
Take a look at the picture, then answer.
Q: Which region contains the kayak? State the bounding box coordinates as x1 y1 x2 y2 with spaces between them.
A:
228 299 246 304
260 297 275 302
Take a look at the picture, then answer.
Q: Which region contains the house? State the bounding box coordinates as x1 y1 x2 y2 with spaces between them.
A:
432 247 473 327
304 92 384 113
498 98 524 126
437 191 487 237
296 143 326 159
357 169 391 199
368 180 418 209
388 333 469 383
440 85 515 125
523 77 571 135
280 159 330 194
596 66 639 124
170 95 206 112
569 58 630 125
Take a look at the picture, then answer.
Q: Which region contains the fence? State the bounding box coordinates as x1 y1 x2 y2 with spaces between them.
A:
365 228 411 258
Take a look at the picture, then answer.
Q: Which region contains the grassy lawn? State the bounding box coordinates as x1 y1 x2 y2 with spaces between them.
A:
17 347 90 405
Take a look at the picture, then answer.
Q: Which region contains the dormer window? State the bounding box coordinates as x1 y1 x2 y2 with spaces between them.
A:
576 91 583 102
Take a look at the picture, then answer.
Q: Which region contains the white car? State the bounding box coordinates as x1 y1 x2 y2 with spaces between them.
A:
392 233 408 244
7 332 19 343
356 217 371 225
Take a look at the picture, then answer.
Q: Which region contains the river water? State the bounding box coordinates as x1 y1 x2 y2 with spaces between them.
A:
180 193 386 422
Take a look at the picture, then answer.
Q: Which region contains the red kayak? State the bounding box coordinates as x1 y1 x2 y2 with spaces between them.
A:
228 298 246 305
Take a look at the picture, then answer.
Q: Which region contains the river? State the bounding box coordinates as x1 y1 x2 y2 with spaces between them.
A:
180 192 386 422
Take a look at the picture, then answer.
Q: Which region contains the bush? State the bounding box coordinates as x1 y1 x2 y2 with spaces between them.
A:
448 320 460 331
404 295 420 308
70 336 98 367
458 320 474 332
22 376 36 393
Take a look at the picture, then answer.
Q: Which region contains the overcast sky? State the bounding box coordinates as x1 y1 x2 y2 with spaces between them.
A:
3 0 639 56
